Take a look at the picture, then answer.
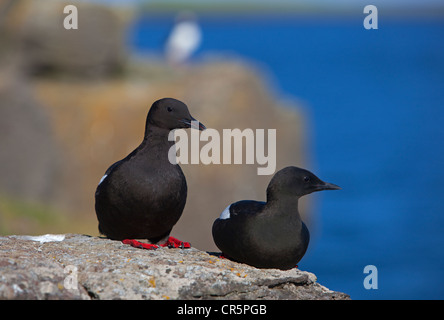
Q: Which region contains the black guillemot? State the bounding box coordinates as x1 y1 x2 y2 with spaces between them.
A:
212 166 340 270
95 98 205 249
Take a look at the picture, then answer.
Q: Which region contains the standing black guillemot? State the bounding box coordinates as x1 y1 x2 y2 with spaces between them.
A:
95 98 205 249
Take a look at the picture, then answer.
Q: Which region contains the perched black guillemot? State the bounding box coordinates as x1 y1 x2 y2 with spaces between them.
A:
95 98 205 249
212 166 340 270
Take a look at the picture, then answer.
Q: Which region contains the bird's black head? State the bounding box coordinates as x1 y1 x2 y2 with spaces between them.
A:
266 166 341 201
146 98 206 132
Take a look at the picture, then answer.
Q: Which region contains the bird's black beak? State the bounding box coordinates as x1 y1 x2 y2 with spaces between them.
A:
180 115 206 131
313 181 341 192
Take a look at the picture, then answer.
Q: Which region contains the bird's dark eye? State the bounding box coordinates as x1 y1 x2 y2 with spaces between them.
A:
303 176 310 182
167 107 173 112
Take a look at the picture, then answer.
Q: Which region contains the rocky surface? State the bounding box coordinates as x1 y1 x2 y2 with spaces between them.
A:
0 234 350 300
19 0 126 77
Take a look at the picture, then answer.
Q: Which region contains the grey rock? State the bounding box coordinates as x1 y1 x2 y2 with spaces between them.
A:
0 234 349 300
19 1 126 77
0 78 61 204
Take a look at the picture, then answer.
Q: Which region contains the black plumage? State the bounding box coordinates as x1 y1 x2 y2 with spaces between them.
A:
212 166 340 270
95 98 205 247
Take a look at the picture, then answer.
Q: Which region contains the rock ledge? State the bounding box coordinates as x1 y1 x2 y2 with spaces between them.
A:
0 234 349 300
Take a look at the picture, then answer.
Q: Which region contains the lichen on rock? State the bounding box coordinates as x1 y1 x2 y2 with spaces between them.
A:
0 234 349 300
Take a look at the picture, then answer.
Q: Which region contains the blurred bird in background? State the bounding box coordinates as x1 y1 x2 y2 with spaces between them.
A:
165 11 202 66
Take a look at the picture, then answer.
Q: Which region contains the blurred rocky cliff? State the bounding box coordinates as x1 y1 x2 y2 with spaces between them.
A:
0 1 308 251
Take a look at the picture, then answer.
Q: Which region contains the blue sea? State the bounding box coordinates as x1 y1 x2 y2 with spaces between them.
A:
128 13 444 299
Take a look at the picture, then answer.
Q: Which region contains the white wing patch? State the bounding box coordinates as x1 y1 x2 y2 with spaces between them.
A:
98 174 108 186
219 205 231 220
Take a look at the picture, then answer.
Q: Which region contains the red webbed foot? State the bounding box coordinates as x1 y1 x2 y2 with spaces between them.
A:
159 236 191 249
122 239 159 250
